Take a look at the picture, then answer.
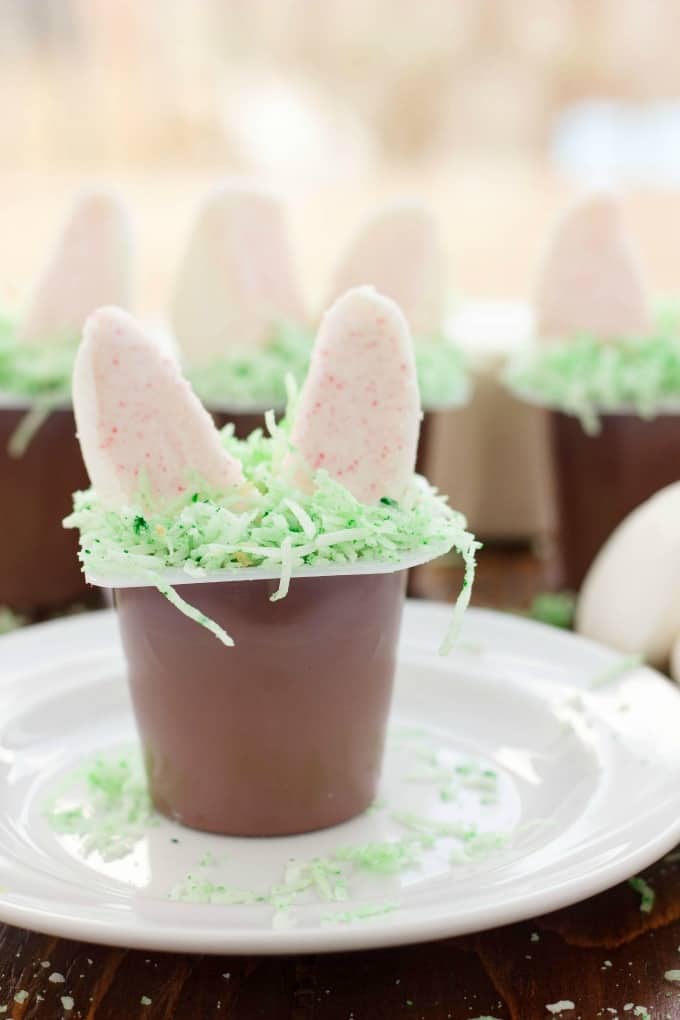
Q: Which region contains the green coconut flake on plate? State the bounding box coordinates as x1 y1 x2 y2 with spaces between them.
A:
590 654 644 690
321 901 399 924
45 752 156 861
334 840 421 874
506 311 680 432
65 412 479 653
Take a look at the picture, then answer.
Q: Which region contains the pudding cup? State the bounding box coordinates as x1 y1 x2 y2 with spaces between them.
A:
108 565 410 837
550 408 680 589
0 400 99 615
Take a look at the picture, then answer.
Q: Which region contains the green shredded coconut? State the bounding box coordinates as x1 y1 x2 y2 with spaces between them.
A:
45 753 156 861
334 840 420 874
60 996 74 1011
187 321 313 409
65 414 479 652
507 315 680 432
413 337 470 408
664 970 680 983
546 1002 575 1015
13 990 28 1004
528 591 576 630
48 743 515 925
0 323 76 454
321 901 399 924
590 654 644 690
140 996 152 1006
187 321 469 410
628 875 655 914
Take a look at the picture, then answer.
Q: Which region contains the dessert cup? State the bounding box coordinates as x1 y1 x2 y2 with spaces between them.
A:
0 402 99 614
550 408 680 590
113 567 407 837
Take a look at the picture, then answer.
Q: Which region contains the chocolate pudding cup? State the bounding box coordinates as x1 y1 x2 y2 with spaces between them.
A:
550 409 680 590
0 403 99 615
210 408 279 440
114 568 406 837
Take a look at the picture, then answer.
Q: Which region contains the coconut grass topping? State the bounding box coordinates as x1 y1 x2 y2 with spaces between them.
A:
186 321 312 408
65 412 479 651
412 335 470 408
0 319 77 398
187 323 469 411
0 326 78 455
506 306 680 433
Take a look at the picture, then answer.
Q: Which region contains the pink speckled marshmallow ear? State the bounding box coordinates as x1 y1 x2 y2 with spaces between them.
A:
328 203 444 339
291 286 421 504
73 306 244 510
535 191 652 343
16 190 133 346
170 185 307 367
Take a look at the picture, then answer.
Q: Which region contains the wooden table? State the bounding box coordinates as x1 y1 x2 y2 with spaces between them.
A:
2 548 679 1020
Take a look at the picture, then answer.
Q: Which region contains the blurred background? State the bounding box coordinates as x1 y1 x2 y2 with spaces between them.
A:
3 0 680 315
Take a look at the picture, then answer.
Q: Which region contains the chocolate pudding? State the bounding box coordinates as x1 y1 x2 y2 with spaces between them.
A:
550 409 680 590
116 570 406 836
0 407 99 614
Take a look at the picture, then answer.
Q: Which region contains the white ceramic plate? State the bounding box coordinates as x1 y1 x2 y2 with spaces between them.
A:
0 604 678 955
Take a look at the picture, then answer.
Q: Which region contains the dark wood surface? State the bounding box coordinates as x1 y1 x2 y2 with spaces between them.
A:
2 548 679 1020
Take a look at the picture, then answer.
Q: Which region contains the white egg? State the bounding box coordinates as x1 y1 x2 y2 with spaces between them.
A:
576 481 680 667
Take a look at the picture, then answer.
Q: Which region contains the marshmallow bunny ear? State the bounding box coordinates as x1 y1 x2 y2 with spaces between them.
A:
291 286 420 504
73 306 244 510
16 190 133 346
171 185 307 366
535 191 652 342
328 203 444 338
576 482 680 668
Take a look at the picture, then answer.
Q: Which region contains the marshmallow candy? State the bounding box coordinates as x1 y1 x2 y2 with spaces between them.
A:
576 482 680 667
535 191 652 342
17 190 133 346
73 306 243 509
171 185 306 366
291 286 420 504
329 203 444 338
